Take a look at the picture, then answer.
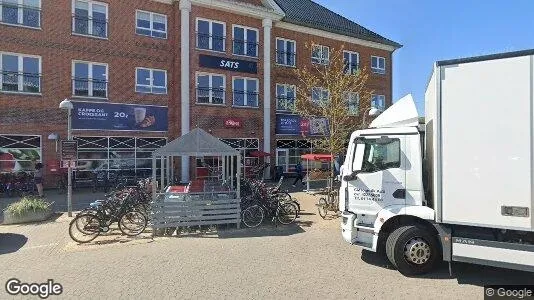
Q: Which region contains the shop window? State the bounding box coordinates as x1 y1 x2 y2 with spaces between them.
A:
371 56 386 74
343 50 359 75
0 0 41 28
372 94 386 111
136 10 167 39
72 61 108 98
232 25 258 57
0 134 41 172
233 77 258 108
196 18 225 52
196 73 225 104
275 38 296 67
0 52 41 93
73 0 108 38
311 44 329 65
276 84 296 111
345 92 359 115
136 67 167 94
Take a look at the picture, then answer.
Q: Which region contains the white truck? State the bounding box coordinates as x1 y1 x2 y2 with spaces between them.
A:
340 50 534 275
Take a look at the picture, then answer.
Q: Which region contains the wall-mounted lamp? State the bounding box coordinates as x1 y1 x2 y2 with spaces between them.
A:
48 133 60 152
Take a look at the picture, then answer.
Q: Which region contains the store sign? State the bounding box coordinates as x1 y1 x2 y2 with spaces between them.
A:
199 54 258 74
224 118 242 128
275 114 329 136
60 141 78 160
71 101 168 132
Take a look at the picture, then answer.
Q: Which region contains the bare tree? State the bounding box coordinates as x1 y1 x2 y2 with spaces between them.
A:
292 43 374 178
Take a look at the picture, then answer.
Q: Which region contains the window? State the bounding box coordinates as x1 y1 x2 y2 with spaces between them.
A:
232 25 258 57
72 61 108 98
372 94 386 110
0 52 41 93
136 10 167 39
311 44 329 65
196 73 225 104
311 87 329 106
0 0 40 28
345 92 359 115
276 84 296 111
276 38 296 67
196 18 225 52
136 68 167 94
73 0 108 38
233 77 258 107
343 51 359 75
371 56 386 74
354 138 401 173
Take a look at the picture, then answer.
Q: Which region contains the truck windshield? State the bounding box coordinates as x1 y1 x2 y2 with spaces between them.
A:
353 138 401 173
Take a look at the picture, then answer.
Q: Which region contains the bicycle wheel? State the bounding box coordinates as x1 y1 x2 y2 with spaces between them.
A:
277 202 298 225
118 211 147 236
69 213 101 243
317 197 328 219
241 205 264 228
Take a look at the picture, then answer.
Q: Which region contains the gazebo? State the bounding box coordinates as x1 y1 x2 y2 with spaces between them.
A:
150 128 242 233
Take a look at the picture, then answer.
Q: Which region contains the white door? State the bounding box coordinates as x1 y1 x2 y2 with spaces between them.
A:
276 149 289 172
347 136 407 216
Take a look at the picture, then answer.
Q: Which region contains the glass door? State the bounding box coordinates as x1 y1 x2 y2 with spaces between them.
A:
276 149 289 172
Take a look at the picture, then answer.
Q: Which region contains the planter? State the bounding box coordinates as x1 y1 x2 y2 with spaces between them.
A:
3 209 54 225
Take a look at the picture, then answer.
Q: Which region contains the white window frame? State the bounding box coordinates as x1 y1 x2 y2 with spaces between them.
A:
275 37 296 67
0 0 41 28
345 92 359 115
0 51 42 94
72 0 109 39
196 72 226 105
196 17 226 52
372 94 386 110
311 87 329 105
232 76 259 108
72 60 108 98
343 50 359 75
371 56 386 74
276 83 296 112
232 24 259 58
311 44 329 65
135 67 168 94
135 10 167 39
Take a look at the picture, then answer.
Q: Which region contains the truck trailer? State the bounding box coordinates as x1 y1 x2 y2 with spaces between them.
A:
339 49 534 275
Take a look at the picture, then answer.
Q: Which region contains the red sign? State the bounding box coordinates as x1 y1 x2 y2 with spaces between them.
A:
300 119 310 134
224 118 242 128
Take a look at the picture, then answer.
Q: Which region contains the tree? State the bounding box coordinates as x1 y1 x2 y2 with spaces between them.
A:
292 43 374 179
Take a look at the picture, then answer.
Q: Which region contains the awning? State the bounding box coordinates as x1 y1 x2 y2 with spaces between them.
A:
249 150 271 157
301 154 333 161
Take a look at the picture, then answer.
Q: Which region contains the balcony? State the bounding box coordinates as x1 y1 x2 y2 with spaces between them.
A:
0 1 41 28
72 15 108 38
233 90 259 108
232 39 258 58
196 32 225 52
275 50 296 67
73 77 108 98
276 97 295 112
1 71 41 93
196 87 225 105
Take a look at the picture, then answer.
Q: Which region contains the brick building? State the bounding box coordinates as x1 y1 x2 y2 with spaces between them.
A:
0 0 400 185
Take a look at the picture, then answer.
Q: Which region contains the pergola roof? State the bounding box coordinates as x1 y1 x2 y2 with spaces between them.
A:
153 128 239 157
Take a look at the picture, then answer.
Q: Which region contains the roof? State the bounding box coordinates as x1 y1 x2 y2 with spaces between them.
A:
436 48 534 66
153 128 239 157
273 0 401 49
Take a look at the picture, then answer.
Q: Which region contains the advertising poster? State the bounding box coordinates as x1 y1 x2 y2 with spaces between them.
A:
71 101 168 132
275 114 329 136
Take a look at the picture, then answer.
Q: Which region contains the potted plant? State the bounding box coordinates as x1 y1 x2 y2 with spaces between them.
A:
3 197 54 225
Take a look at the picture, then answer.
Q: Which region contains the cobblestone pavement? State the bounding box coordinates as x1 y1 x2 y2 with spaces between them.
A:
0 192 533 299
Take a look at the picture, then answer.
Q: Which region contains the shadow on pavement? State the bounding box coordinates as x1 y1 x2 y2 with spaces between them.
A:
218 224 306 239
360 249 534 285
0 233 28 254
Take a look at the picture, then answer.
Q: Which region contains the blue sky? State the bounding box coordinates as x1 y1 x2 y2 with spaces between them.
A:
314 0 534 115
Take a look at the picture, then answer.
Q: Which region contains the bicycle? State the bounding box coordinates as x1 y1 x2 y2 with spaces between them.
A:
241 195 298 228
317 189 339 219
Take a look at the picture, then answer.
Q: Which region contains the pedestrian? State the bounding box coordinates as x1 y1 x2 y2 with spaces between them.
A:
34 162 44 197
292 160 305 187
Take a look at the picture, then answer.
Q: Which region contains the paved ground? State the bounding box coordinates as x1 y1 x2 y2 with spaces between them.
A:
0 184 533 299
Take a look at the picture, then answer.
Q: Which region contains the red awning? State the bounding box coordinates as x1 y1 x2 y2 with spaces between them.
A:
249 151 271 157
300 154 333 161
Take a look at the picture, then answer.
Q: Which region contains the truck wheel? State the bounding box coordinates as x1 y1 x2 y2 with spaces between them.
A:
385 225 440 276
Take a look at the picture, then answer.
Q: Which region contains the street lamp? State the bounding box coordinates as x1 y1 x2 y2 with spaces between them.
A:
59 99 74 217
361 107 382 128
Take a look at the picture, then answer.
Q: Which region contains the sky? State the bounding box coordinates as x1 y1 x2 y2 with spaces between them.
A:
314 0 534 115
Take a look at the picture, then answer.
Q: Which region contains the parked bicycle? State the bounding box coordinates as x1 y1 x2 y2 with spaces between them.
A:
316 177 341 219
0 171 36 197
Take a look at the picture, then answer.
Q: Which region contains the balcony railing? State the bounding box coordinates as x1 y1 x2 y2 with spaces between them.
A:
72 15 108 38
73 77 108 98
275 50 296 67
1 71 41 93
0 1 41 28
233 90 259 107
196 87 225 104
232 39 258 57
196 32 226 52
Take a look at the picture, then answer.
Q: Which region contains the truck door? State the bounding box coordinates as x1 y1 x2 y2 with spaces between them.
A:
347 136 406 215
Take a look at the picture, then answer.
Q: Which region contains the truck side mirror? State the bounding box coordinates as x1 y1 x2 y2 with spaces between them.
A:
343 170 359 181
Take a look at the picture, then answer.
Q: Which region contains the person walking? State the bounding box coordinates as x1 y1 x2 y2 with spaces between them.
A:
34 162 44 197
292 161 305 187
